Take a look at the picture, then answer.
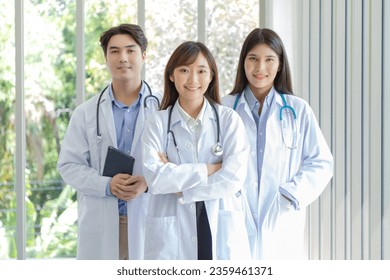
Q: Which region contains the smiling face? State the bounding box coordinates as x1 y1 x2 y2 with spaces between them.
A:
105 34 145 83
244 43 280 97
170 52 212 107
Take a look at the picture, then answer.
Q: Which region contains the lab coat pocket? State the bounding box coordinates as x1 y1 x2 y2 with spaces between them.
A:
262 191 294 232
239 194 257 256
216 210 251 260
280 130 301 181
144 216 179 260
261 192 305 259
77 195 103 234
86 126 101 169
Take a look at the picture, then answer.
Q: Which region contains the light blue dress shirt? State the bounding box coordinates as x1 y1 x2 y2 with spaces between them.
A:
243 86 275 193
243 86 297 207
105 83 143 216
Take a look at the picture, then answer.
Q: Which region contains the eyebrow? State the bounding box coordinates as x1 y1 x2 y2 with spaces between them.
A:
179 64 209 69
108 44 138 50
247 53 276 58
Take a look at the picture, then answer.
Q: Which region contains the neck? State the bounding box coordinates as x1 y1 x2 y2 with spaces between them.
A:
111 78 142 106
178 97 204 119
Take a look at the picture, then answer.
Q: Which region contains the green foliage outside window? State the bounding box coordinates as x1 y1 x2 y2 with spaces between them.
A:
0 0 257 259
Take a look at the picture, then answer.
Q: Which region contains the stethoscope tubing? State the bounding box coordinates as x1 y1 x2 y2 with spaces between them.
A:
167 100 223 157
96 81 158 141
233 92 297 149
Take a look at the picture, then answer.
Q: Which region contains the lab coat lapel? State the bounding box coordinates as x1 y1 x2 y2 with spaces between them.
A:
131 95 146 154
99 89 117 147
236 92 255 127
259 93 285 220
199 100 216 163
171 102 191 133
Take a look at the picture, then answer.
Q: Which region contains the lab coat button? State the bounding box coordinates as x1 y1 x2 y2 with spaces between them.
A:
186 143 192 150
191 236 197 242
250 151 256 156
190 204 195 210
253 182 258 187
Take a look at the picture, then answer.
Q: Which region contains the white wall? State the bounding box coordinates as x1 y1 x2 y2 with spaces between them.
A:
270 0 388 259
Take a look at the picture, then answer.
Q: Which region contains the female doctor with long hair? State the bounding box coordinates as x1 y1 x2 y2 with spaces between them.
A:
223 28 333 259
141 41 253 260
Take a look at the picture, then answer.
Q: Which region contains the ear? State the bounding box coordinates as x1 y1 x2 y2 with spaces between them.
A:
169 74 175 83
142 51 146 62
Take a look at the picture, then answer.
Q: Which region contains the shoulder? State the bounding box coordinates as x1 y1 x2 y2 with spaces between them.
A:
145 107 168 125
278 93 317 123
279 93 312 111
150 88 163 101
71 94 100 117
222 93 240 108
214 102 243 124
143 81 163 100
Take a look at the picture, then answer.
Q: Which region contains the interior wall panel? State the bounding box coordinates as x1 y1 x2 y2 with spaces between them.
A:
292 0 386 259
383 0 390 261
319 0 333 260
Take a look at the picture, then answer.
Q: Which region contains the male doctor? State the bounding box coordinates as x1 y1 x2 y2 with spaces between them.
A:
57 24 161 259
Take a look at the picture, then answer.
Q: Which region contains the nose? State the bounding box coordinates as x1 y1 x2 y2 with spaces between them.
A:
120 51 128 63
187 71 199 83
255 61 264 72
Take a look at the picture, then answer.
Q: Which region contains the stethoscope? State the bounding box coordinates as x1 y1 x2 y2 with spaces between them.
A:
167 100 223 157
96 81 159 142
233 92 297 149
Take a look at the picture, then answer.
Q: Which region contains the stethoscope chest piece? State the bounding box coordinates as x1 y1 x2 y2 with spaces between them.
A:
212 143 223 156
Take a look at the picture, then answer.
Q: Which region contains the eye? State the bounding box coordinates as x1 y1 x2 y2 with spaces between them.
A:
248 56 257 61
179 68 188 73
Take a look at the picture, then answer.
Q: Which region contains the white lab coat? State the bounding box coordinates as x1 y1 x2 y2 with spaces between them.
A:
141 99 255 260
57 84 161 259
223 91 333 259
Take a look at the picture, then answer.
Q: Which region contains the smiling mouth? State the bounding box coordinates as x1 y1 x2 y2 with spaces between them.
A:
185 86 201 91
253 74 266 79
118 66 132 70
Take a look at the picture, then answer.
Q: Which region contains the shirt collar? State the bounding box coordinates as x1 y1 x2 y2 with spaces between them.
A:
176 97 206 130
244 85 276 110
108 83 143 109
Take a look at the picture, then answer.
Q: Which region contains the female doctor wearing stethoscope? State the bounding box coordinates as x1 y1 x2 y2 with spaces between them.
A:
223 28 333 259
141 41 254 260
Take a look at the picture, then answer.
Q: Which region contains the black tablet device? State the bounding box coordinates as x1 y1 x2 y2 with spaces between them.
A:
102 146 135 177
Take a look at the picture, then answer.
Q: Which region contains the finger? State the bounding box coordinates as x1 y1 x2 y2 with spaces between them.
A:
158 152 169 164
125 175 141 185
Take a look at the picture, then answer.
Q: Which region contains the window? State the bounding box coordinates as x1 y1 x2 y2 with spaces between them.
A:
2 0 259 259
0 0 16 259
